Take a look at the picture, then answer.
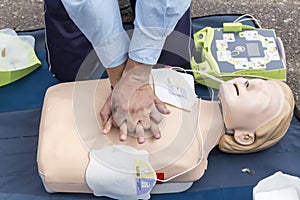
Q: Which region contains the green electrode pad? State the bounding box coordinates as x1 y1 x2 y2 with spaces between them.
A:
0 29 41 87
191 23 286 88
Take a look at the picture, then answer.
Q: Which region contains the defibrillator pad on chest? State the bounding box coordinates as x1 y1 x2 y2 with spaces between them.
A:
86 145 156 200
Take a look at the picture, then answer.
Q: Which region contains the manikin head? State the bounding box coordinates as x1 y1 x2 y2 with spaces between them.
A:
218 78 294 153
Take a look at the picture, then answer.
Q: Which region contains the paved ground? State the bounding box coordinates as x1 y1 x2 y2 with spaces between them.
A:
0 0 299 109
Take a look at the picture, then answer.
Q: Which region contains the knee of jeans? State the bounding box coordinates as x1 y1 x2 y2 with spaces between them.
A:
44 0 71 19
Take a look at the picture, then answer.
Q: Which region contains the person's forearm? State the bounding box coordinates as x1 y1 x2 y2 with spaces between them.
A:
61 0 129 68
106 63 126 88
129 0 191 65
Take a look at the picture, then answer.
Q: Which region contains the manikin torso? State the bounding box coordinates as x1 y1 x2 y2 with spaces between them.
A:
37 78 224 194
37 70 287 196
66 78 224 173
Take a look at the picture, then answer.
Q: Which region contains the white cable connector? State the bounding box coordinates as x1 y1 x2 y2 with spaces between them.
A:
170 67 225 84
233 14 262 28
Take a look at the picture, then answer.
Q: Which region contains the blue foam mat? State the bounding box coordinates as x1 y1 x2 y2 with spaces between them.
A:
0 51 60 113
0 108 299 199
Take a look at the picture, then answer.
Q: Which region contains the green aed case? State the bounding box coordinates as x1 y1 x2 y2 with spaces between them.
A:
191 22 286 88
0 29 41 87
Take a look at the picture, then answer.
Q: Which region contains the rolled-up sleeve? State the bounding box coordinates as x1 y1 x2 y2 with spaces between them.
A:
129 0 191 65
61 0 130 68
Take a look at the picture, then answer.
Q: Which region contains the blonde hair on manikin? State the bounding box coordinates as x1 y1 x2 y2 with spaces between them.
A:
218 80 295 154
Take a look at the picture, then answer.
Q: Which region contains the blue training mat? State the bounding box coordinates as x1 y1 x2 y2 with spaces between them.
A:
0 15 299 200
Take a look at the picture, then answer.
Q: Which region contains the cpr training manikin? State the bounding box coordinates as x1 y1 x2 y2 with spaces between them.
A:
37 68 294 200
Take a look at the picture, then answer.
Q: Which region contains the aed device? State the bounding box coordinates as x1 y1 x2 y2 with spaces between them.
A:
191 22 286 88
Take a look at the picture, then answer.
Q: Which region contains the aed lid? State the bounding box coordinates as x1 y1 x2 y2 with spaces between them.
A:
0 28 41 87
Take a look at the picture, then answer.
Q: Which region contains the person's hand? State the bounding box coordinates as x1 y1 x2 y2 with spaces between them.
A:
101 88 170 144
100 91 169 143
100 59 170 144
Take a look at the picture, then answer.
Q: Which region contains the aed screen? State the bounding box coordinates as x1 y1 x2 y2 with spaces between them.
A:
246 43 261 57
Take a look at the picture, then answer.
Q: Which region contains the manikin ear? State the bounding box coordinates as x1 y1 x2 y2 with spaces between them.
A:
234 130 255 145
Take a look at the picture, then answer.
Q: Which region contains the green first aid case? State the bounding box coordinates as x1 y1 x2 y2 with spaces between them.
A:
191 22 286 88
0 31 41 87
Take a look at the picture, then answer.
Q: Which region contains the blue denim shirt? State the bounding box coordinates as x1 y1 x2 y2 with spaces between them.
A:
61 0 191 68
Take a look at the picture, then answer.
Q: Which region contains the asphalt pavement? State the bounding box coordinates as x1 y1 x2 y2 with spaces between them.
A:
0 0 299 109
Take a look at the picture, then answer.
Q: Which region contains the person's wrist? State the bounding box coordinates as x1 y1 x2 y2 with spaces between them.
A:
123 58 152 84
106 62 126 88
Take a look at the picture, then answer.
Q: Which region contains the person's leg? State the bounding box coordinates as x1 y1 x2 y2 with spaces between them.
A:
129 0 136 13
44 0 93 82
157 7 194 69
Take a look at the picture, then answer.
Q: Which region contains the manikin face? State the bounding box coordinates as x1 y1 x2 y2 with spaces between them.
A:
218 78 284 145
